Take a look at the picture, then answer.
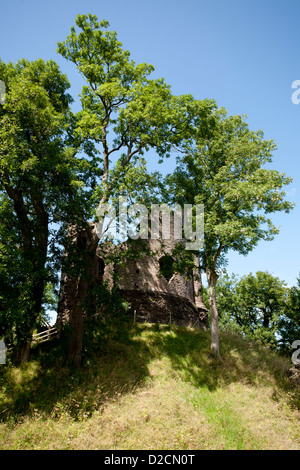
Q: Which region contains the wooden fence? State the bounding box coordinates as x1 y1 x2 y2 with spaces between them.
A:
32 327 58 344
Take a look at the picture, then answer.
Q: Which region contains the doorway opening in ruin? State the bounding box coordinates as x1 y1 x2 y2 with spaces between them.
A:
159 254 175 282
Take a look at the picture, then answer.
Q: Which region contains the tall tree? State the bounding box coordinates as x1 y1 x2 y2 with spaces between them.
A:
165 108 294 357
56 14 213 365
56 14 205 211
0 58 82 362
216 271 289 348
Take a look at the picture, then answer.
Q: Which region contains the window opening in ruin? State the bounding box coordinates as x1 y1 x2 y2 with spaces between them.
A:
159 255 175 282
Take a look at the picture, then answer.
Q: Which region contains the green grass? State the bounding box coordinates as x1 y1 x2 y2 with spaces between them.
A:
0 321 299 449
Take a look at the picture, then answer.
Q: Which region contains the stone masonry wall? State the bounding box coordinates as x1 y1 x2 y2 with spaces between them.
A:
110 238 194 302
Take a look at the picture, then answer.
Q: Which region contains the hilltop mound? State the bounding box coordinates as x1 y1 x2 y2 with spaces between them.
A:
0 322 299 450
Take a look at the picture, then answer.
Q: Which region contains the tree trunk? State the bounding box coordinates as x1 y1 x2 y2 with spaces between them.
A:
57 222 100 367
18 340 32 363
11 242 48 364
13 340 31 364
207 270 221 358
67 276 89 368
14 270 48 364
11 189 49 364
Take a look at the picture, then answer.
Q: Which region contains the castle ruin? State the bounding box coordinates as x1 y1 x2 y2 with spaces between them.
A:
56 215 208 331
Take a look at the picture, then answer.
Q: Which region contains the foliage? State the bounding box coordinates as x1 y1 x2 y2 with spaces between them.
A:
216 271 300 353
167 108 294 263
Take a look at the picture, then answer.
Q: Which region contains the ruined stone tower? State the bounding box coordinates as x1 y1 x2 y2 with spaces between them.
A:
56 214 208 331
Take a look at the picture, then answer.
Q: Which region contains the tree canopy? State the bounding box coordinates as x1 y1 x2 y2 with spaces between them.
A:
216 271 300 353
164 108 294 356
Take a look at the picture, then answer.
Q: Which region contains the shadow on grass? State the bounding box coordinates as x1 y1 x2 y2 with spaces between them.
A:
0 320 298 422
135 323 299 408
0 318 151 421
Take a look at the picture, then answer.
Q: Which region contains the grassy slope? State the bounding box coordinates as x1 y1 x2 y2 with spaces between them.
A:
0 322 299 450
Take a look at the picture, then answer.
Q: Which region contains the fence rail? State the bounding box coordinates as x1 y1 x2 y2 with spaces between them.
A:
32 327 57 344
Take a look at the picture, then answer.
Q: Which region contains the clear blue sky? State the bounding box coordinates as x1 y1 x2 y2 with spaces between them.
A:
1 0 299 286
